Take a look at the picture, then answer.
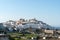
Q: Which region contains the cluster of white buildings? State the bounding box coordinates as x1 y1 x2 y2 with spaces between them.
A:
3 18 52 32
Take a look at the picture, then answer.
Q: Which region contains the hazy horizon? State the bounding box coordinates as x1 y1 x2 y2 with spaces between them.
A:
0 0 60 27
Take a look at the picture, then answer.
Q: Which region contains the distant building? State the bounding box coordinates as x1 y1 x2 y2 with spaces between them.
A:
56 30 60 35
44 29 54 35
29 18 38 23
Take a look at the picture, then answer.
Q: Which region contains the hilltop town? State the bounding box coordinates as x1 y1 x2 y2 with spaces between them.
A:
0 18 52 32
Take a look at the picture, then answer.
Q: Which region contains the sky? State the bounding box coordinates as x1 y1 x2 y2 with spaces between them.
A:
0 0 60 27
